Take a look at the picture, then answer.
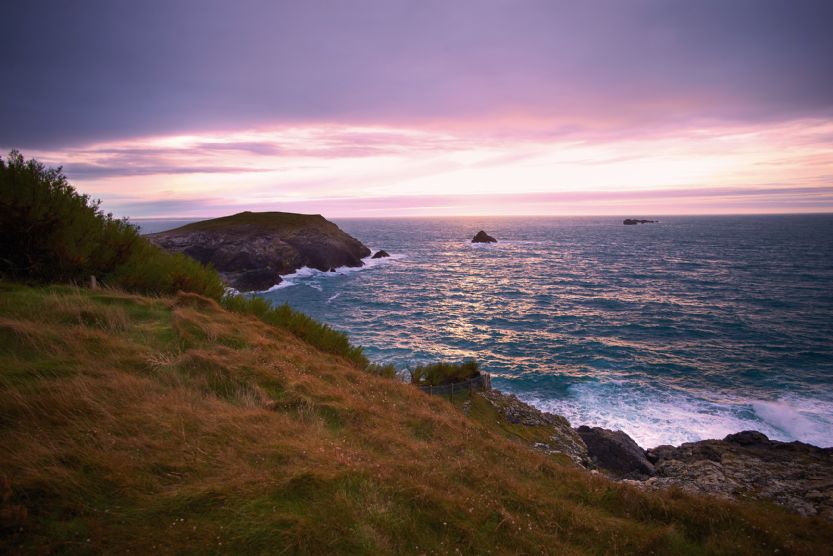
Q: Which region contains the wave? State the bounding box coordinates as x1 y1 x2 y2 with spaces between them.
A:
517 381 833 448
259 251 405 292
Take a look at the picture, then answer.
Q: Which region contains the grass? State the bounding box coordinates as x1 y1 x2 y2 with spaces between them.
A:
220 293 368 369
164 211 329 234
1 282 832 554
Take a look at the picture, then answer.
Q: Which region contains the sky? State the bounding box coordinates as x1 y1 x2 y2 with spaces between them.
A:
2 0 832 218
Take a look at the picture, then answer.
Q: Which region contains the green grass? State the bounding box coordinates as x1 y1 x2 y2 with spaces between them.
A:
165 211 329 234
1 282 832 555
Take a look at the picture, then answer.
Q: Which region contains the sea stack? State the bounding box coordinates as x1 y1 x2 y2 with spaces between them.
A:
147 211 371 291
472 230 497 243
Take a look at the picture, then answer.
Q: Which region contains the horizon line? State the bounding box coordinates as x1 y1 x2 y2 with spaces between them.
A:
128 210 833 221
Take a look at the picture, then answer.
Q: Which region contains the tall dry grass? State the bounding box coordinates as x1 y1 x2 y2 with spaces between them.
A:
1 283 831 554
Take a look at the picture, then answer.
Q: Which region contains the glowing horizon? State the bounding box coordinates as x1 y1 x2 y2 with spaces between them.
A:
18 117 833 218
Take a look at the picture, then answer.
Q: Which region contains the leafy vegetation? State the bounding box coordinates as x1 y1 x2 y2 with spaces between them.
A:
1 283 831 554
409 359 480 386
0 150 224 298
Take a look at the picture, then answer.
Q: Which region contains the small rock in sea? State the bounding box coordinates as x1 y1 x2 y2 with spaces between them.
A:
371 250 390 259
472 230 497 243
623 219 657 225
328 267 336 272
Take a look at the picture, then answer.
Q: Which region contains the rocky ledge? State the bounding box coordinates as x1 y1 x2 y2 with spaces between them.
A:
478 390 589 466
147 211 371 291
476 391 833 520
637 431 833 519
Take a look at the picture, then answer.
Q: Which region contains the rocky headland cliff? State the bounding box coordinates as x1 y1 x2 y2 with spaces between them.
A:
147 211 371 291
475 390 833 520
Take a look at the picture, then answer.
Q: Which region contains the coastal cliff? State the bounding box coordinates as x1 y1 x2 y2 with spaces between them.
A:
147 211 371 291
473 391 833 520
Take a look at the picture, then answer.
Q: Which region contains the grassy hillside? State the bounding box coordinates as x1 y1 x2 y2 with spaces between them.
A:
1 283 831 555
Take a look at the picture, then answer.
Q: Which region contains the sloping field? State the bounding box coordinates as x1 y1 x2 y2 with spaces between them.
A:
1 283 830 555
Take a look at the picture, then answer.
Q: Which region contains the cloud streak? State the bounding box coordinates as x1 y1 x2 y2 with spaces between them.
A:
2 1 832 148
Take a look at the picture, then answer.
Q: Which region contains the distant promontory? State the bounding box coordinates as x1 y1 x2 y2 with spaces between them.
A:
147 211 371 291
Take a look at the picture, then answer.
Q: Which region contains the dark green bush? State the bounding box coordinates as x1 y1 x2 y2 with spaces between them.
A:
0 151 224 298
409 359 480 386
0 150 139 282
221 294 369 369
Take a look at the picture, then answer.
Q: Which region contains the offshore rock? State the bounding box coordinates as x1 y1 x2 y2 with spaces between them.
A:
371 250 390 259
472 230 497 243
479 390 589 466
623 219 658 225
639 431 833 519
576 426 656 479
147 211 371 291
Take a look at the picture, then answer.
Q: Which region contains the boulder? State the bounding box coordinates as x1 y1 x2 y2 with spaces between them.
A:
472 230 497 243
478 390 589 466
640 431 833 519
371 250 390 259
147 211 371 291
576 426 655 479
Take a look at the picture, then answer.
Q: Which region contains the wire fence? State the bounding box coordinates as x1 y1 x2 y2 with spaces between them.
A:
415 373 491 400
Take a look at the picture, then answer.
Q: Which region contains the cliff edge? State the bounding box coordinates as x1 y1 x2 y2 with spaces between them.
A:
147 211 371 291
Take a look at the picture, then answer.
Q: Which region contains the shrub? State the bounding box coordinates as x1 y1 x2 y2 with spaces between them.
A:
0 151 224 298
365 362 397 379
0 150 139 282
221 294 369 369
409 359 480 386
107 240 224 299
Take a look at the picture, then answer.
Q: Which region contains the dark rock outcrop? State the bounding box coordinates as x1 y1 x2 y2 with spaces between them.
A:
147 211 371 291
472 230 497 243
638 431 833 519
465 390 833 519
371 250 390 259
576 426 655 479
479 391 589 466
623 219 657 225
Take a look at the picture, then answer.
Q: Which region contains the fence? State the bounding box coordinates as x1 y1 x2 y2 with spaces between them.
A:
416 372 491 400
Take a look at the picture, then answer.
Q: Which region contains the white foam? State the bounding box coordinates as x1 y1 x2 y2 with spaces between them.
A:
326 292 342 304
519 382 833 448
257 251 404 292
751 398 833 447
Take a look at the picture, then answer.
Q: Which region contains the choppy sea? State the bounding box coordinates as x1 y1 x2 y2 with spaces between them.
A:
137 215 833 448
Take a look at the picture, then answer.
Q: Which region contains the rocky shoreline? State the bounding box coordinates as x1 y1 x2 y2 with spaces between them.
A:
476 390 833 520
147 211 371 291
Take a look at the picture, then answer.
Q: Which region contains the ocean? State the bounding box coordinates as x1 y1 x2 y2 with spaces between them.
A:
136 215 833 448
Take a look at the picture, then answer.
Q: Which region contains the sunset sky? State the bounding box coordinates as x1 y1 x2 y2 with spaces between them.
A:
2 0 832 217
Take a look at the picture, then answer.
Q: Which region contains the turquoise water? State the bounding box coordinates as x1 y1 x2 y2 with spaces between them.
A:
139 215 833 447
